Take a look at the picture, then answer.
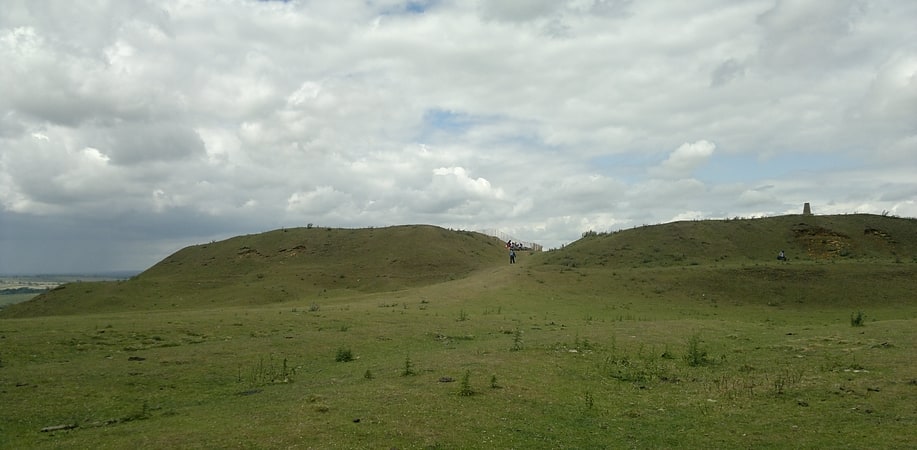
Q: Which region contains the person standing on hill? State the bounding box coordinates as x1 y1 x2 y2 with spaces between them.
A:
509 249 516 264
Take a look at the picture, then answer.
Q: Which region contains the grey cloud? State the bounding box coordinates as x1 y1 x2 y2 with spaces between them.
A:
755 0 865 71
2 0 916 273
477 0 561 22
102 122 206 165
710 58 745 87
879 185 917 202
590 0 634 17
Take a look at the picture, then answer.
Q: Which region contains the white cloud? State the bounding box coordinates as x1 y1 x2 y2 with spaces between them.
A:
651 140 716 179
286 186 352 216
1 0 916 272
478 0 562 22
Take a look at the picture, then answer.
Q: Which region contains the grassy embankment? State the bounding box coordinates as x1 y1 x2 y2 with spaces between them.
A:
1 217 915 448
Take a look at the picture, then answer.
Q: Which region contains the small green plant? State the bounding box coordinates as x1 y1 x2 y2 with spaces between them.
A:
684 333 711 367
335 348 354 362
457 309 469 321
583 391 594 410
241 356 294 387
459 370 475 396
574 334 593 351
850 311 866 327
364 369 374 380
510 329 524 351
770 367 804 395
490 374 499 389
402 355 415 376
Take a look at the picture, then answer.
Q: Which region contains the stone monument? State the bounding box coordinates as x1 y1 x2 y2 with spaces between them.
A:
803 202 812 215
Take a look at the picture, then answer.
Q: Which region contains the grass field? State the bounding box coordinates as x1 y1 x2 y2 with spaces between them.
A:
1 218 915 448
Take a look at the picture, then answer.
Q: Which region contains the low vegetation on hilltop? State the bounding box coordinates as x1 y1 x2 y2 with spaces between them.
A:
547 213 917 268
1 225 505 317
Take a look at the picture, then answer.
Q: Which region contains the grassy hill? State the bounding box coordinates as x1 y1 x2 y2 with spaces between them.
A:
4 214 916 318
532 213 917 315
544 213 917 268
1 225 507 317
1 215 915 448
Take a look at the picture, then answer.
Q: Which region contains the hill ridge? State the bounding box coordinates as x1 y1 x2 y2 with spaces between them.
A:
544 213 917 268
3 214 915 318
1 225 508 317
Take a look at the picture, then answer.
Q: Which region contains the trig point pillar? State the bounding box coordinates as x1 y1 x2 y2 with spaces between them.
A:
803 202 812 215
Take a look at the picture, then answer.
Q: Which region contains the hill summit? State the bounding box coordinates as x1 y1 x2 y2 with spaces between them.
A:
2 225 507 317
3 214 915 318
543 213 917 269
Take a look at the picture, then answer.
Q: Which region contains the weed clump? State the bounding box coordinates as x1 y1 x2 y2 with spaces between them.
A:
335 348 354 362
583 391 594 410
684 334 712 367
458 370 475 396
241 356 294 387
850 311 866 327
510 329 523 351
402 355 415 376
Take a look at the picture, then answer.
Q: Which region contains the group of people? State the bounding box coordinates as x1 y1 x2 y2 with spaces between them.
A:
506 240 519 264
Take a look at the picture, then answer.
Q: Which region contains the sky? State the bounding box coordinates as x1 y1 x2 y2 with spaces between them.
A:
1 0 916 274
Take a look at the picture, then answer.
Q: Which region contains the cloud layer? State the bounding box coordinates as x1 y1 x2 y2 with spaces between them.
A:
2 0 916 273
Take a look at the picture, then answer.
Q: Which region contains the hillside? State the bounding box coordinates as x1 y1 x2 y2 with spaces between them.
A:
2 215 916 448
542 213 917 268
4 214 915 319
1 225 507 317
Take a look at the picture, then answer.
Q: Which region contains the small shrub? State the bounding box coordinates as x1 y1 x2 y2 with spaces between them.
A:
364 369 374 380
574 335 593 351
684 334 711 367
402 355 415 376
459 370 475 396
335 348 354 362
850 311 866 327
490 374 499 389
660 346 675 360
510 329 524 351
457 309 469 321
241 356 294 387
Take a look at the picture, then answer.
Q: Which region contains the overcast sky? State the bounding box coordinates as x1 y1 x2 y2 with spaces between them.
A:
1 0 915 274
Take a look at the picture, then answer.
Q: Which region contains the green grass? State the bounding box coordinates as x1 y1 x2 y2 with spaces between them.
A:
1 225 505 318
1 217 916 448
0 293 38 308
